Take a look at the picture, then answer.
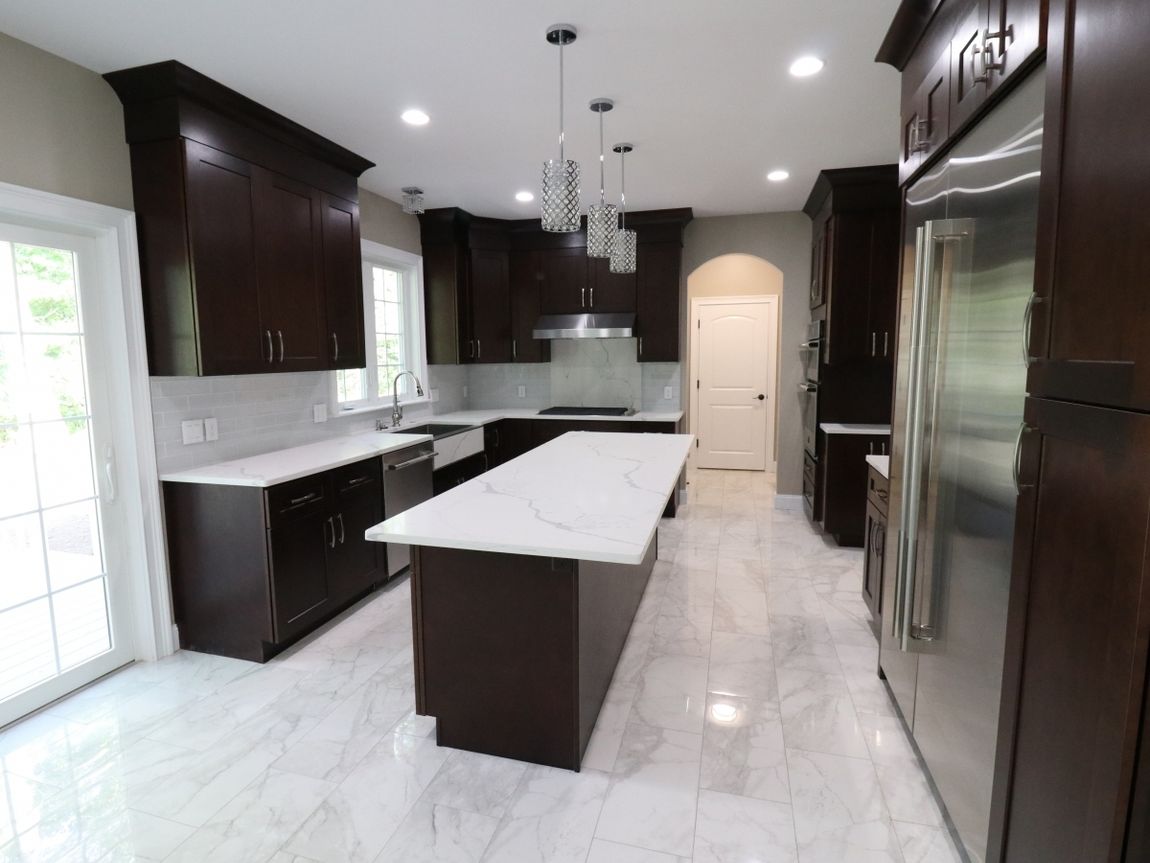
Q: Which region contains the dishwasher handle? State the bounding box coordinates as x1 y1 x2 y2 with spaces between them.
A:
386 451 437 470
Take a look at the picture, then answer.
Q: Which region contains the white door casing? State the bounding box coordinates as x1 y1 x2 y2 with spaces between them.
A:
689 296 777 471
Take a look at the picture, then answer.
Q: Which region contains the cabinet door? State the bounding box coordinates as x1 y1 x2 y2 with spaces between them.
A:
810 215 830 311
863 502 885 623
866 208 901 364
1028 0 1150 413
509 250 549 363
951 1 992 132
986 0 1046 93
902 48 951 185
253 168 327 370
539 247 588 315
588 256 637 313
182 140 264 374
422 243 469 365
469 248 512 363
268 510 331 643
322 195 365 370
636 242 681 362
998 398 1150 862
326 488 383 604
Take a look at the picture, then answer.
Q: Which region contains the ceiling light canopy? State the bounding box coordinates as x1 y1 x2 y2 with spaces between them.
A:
401 108 430 126
515 191 534 203
767 169 790 182
401 187 425 214
789 55 825 77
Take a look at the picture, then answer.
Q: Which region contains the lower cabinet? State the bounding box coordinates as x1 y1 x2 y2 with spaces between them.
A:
820 432 890 546
483 419 532 468
432 452 488 495
862 463 889 634
164 456 386 662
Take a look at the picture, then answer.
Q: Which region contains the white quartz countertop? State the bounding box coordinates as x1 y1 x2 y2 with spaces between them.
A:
820 423 892 435
159 432 433 488
366 431 694 565
422 408 684 425
865 455 890 478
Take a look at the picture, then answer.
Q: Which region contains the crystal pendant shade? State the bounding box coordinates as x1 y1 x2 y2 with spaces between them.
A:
609 228 637 274
401 187 424 215
541 159 581 233
586 203 618 257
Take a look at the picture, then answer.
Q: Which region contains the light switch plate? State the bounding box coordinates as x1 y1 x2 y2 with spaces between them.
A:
313 404 327 423
663 386 673 400
517 385 526 398
181 419 205 445
203 417 219 441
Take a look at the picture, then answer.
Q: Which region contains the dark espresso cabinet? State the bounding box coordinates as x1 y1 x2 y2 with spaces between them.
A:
105 61 373 377
539 247 590 316
469 247 513 363
163 457 385 662
862 463 890 631
508 250 550 363
819 431 890 547
636 242 682 362
588 257 637 314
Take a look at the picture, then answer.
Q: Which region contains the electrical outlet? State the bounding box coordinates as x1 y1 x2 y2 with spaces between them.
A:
203 417 219 441
663 386 673 400
313 404 327 423
517 385 526 398
181 419 205 445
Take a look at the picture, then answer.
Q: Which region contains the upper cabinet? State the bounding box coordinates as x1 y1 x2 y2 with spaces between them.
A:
105 61 374 377
1026 0 1150 413
879 0 1047 187
419 208 690 364
803 167 900 367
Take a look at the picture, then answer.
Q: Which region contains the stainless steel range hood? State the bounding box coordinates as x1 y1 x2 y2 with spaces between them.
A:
532 312 635 339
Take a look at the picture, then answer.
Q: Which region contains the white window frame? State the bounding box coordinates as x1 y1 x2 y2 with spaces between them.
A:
332 240 427 415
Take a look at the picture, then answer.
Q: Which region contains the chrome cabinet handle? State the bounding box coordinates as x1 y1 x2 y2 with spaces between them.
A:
326 516 336 549
871 332 877 356
639 337 643 357
265 330 274 363
910 118 930 154
797 382 818 393
469 340 475 359
277 330 285 363
883 331 889 357
345 476 370 487
589 286 594 308
387 451 438 470
476 339 481 359
1022 293 1043 366
984 28 1008 71
971 37 989 84
336 513 345 544
581 287 586 308
512 339 517 361
332 332 339 363
289 492 318 506
1012 423 1033 494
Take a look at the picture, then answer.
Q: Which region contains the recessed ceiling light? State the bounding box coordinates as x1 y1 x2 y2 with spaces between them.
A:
789 55 825 77
767 169 790 182
515 191 535 203
401 108 430 126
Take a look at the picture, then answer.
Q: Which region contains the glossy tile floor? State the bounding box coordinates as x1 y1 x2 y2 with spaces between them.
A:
0 468 965 862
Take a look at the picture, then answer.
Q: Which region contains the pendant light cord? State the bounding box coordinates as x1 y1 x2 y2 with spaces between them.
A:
619 150 627 229
558 40 565 163
598 110 606 204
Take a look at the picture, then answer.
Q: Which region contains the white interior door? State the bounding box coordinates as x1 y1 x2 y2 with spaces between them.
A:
0 222 136 727
691 297 777 470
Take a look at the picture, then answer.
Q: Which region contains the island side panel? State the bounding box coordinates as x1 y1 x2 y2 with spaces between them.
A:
413 546 581 769
575 537 658 760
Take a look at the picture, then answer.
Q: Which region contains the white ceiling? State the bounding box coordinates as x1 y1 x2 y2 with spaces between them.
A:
0 0 902 218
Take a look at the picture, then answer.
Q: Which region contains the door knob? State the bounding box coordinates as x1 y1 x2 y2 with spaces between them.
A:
756 394 765 401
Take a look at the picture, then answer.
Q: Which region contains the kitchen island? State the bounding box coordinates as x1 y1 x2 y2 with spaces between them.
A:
366 431 693 770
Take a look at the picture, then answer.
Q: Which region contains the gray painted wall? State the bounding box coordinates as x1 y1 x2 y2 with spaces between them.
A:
681 213 812 496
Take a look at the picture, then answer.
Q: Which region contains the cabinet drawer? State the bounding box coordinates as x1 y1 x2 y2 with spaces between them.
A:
266 475 328 527
867 468 890 515
332 457 381 496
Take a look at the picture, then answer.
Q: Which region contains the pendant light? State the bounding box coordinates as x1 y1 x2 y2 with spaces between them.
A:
541 24 581 233
586 99 617 258
610 144 637 273
401 187 424 215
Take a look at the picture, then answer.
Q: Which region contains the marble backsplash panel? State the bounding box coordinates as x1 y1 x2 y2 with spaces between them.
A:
550 339 644 409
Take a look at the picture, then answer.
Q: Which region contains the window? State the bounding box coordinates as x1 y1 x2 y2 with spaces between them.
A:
334 242 426 413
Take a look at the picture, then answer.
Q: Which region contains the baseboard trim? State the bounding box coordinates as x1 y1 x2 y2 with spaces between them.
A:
774 494 804 511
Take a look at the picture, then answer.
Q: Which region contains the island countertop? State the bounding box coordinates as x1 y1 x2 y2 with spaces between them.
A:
366 431 693 565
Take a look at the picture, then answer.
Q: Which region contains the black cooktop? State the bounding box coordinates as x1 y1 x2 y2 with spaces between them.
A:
538 406 630 417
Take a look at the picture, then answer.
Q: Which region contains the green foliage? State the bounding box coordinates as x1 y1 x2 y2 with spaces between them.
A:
27 296 76 326
14 245 73 285
57 394 86 432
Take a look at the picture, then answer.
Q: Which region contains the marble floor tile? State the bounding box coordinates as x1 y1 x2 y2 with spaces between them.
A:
283 732 451 862
585 838 689 863
631 653 708 733
419 750 527 819
700 694 790 804
708 632 777 701
650 602 714 658
715 559 767 594
777 668 869 759
594 722 702 858
893 820 966 863
581 683 637 772
375 801 498 863
787 748 902 863
873 757 945 827
166 769 335 863
481 765 609 863
662 566 717 609
713 587 770 637
693 789 798 863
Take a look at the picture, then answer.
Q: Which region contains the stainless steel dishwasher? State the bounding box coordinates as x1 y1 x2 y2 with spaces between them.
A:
381 442 435 578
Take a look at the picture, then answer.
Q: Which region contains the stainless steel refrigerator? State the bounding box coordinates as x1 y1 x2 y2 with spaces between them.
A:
879 67 1045 863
